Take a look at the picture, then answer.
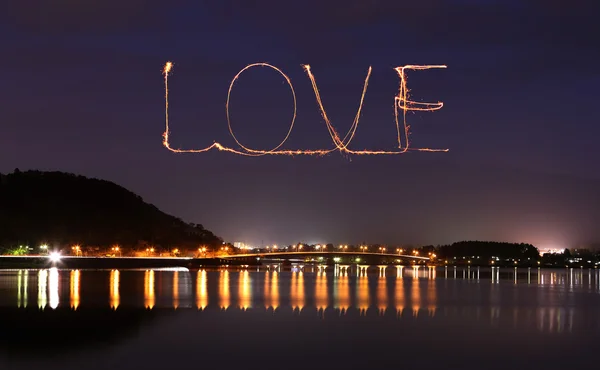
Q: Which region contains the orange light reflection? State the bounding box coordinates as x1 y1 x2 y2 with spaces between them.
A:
144 270 155 309
335 270 350 313
411 270 420 316
239 270 251 310
427 268 437 316
196 270 208 310
357 271 369 314
315 270 328 311
290 271 305 311
110 270 120 309
395 278 405 316
219 270 230 310
70 270 80 310
376 274 387 315
172 271 179 309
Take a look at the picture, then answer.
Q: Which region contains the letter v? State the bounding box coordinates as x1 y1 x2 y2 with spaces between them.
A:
302 65 372 151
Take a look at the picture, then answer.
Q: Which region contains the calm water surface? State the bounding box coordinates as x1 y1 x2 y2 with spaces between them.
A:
1 265 599 369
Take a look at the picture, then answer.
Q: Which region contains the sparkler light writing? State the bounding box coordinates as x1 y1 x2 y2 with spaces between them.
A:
162 62 447 156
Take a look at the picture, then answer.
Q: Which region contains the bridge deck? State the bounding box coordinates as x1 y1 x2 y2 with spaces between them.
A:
224 251 429 261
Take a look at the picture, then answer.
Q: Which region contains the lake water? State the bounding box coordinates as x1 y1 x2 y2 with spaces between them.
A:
1 265 599 369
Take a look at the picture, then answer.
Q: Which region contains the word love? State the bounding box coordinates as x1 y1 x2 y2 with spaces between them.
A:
162 62 447 156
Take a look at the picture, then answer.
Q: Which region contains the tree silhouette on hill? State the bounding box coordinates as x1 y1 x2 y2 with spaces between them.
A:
0 170 222 252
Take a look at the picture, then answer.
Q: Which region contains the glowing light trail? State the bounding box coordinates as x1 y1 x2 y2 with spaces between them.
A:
226 63 297 155
162 62 447 156
395 65 446 152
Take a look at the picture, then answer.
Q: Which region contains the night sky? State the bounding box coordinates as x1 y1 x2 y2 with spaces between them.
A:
1 0 599 249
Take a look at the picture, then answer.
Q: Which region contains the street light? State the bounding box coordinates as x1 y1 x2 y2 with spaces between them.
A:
71 245 82 256
111 245 121 257
49 252 61 263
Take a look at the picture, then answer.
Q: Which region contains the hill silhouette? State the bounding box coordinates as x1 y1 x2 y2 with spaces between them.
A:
0 169 222 252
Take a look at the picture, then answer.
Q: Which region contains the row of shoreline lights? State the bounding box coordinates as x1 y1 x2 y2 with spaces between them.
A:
38 244 208 258
40 243 164 257
259 244 425 257
38 243 430 258
40 243 121 260
40 244 120 254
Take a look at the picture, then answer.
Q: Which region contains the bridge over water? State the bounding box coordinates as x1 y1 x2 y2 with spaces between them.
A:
221 251 430 264
0 251 430 270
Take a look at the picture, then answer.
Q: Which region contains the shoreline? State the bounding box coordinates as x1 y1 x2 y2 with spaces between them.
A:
0 256 254 269
0 256 592 270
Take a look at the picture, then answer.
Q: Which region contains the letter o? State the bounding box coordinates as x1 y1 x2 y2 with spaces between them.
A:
226 63 297 155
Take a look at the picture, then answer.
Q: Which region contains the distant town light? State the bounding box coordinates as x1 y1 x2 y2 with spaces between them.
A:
234 242 254 250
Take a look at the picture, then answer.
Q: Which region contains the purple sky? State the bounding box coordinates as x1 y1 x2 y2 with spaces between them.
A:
1 0 599 249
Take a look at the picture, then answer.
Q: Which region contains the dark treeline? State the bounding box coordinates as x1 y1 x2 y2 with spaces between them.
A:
0 169 222 252
433 241 599 268
437 241 540 259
